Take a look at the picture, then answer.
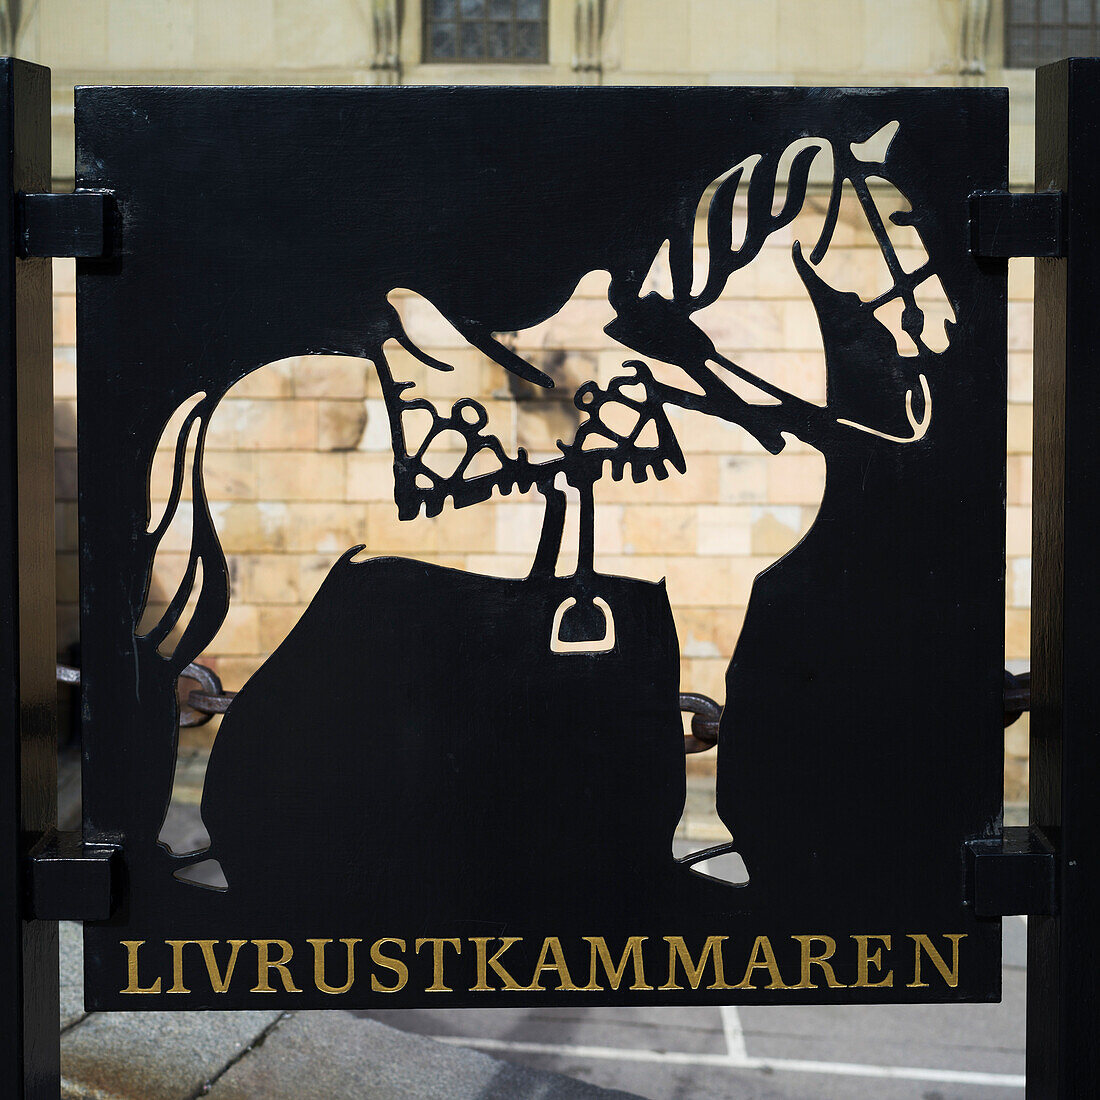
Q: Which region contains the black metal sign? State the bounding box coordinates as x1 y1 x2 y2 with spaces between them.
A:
71 84 1008 1010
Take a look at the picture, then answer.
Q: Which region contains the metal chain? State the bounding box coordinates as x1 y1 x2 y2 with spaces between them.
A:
56 662 237 728
679 693 721 753
1004 669 1030 729
57 665 1031 740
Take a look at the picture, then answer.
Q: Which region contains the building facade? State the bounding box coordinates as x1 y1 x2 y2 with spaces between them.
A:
18 0 1051 803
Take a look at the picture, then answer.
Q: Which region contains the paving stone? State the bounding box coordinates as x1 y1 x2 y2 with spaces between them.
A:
56 894 633 1099
738 969 1026 1077
1003 915 1027 970
511 1056 1020 1100
59 921 84 1030
204 1011 638 1100
61 1007 282 1100
367 1004 727 1057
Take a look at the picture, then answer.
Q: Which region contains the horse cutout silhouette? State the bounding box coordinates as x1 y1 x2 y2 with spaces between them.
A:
76 85 1007 1006
139 120 950 914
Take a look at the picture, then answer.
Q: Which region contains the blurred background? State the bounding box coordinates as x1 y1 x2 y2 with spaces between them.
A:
19 0 1040 811
24 4 1054 1095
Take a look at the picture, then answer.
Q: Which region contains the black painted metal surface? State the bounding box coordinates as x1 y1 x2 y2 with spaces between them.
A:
969 190 1065 258
1028 57 1100 1098
0 57 58 1100
76 85 1008 1010
966 827 1056 918
17 190 111 259
27 833 119 922
57 665 1034 736
56 661 227 728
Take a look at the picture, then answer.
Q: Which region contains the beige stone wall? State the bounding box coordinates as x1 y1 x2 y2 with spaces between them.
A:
1006 257 1032 803
84 216 834 705
37 1 1036 800
13 2 1034 185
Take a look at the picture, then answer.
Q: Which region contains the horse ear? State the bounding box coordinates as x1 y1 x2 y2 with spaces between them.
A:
849 121 900 165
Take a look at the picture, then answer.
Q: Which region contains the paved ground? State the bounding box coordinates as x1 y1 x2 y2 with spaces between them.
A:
58 918 1027 1099
60 925 634 1100
58 754 1028 1098
364 919 1027 1099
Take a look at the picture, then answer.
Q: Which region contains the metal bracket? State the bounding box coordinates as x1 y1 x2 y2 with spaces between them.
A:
16 190 113 258
966 825 1057 917
969 190 1066 258
27 831 121 921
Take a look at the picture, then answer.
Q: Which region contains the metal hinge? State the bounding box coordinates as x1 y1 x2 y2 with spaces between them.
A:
966 825 1056 917
16 190 114 259
969 190 1066 258
27 831 121 921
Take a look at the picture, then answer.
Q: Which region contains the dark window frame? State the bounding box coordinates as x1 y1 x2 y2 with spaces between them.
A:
1005 1 1100 69
422 0 549 65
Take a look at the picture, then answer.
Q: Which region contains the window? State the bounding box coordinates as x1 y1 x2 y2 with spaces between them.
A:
424 0 548 63
1005 1 1100 68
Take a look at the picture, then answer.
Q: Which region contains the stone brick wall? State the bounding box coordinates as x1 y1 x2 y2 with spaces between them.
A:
1006 258 1032 805
19 2 1036 189
52 189 1035 803
37 0 1036 805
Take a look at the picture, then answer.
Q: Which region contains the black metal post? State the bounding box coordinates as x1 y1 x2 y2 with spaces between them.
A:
0 58 58 1099
1029 57 1100 1098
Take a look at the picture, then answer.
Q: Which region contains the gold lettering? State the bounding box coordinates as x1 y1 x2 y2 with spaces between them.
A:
166 939 247 994
120 940 161 994
370 938 408 992
251 939 302 993
852 935 893 988
166 940 192 994
470 937 527 991
790 935 846 989
907 934 966 988
659 936 731 990
308 938 361 995
731 936 789 990
582 936 652 991
415 938 462 992
527 936 579 991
